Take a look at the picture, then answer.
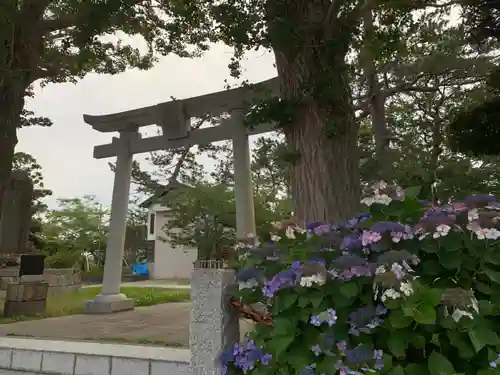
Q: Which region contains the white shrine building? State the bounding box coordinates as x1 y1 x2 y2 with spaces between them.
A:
139 180 197 281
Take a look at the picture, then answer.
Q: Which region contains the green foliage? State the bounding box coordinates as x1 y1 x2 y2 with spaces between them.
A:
448 97 500 157
45 250 80 269
224 183 500 375
40 196 108 264
160 182 289 260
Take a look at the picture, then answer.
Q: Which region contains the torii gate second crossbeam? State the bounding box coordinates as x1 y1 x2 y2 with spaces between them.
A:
83 77 279 313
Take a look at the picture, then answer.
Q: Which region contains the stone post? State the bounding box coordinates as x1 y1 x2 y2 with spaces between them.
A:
85 131 137 314
231 112 256 240
190 261 240 375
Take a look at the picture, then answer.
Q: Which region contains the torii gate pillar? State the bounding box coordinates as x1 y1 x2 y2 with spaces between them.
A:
232 113 256 240
85 130 137 314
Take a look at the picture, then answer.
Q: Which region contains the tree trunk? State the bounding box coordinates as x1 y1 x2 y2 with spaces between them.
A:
269 1 361 224
1 13 34 222
360 1 392 182
0 82 26 218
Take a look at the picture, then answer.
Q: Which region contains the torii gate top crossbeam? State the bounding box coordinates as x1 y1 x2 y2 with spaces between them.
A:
83 77 279 133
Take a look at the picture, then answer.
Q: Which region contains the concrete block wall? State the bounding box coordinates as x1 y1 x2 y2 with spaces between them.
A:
0 268 82 298
43 269 82 295
0 338 190 375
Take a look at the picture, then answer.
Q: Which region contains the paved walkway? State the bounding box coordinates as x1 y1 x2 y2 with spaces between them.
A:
0 303 253 348
83 280 190 289
0 303 191 348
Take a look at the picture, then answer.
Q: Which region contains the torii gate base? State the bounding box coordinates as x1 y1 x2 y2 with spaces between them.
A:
83 78 278 314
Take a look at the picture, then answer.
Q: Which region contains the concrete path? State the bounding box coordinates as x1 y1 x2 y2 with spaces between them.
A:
82 280 190 289
0 303 254 348
0 303 191 348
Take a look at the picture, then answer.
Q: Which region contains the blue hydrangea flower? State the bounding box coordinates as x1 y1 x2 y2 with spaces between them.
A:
490 354 500 368
310 315 322 326
346 347 372 363
220 337 272 374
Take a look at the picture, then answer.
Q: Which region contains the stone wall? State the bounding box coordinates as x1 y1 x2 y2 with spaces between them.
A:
43 268 82 294
0 268 81 297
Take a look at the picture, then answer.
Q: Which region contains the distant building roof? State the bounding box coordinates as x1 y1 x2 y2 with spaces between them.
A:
138 179 189 208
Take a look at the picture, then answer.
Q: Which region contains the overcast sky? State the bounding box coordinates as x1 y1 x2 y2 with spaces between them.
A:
17 43 277 208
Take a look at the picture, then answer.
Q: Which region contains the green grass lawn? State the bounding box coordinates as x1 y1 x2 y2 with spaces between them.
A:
0 287 190 324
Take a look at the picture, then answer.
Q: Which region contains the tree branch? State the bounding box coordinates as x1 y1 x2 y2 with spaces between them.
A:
168 114 212 182
19 0 53 24
396 0 461 9
354 79 441 120
324 0 341 34
42 0 145 33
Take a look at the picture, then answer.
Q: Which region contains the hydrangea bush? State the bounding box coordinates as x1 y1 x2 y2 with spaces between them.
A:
221 182 500 375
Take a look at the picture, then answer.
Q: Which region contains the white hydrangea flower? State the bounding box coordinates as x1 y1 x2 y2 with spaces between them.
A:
471 296 479 313
374 194 392 205
402 261 414 273
285 226 296 239
399 281 413 297
451 308 474 322
373 181 388 190
433 224 451 238
361 193 392 206
270 234 282 242
361 196 375 206
300 274 326 287
238 278 259 291
381 288 401 302
471 226 500 240
294 226 306 234
468 209 479 222
375 265 386 275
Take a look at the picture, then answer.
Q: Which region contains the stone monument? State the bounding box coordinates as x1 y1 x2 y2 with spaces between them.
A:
0 171 48 317
0 170 34 254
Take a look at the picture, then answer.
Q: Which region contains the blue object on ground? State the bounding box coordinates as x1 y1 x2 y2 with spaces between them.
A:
131 263 149 276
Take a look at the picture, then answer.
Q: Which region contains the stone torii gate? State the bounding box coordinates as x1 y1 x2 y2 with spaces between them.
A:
83 77 279 313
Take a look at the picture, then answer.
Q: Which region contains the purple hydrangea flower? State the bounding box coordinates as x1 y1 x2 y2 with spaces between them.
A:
371 221 405 233
337 341 347 352
339 265 373 280
341 234 363 251
346 347 372 363
262 268 298 297
220 337 272 374
307 221 326 231
465 194 496 204
391 263 405 280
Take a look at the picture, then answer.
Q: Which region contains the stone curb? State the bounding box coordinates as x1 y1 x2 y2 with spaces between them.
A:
0 338 190 375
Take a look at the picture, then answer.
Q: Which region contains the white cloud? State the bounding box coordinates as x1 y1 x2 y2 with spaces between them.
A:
17 44 276 208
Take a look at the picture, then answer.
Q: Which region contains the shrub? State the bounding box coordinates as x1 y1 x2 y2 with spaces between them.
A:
222 182 500 375
45 250 80 269
81 266 104 277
